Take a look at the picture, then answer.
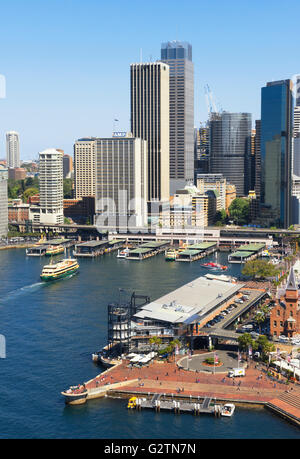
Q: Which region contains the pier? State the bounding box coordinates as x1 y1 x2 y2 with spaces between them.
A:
128 393 221 416
176 242 217 262
127 241 170 260
228 243 266 264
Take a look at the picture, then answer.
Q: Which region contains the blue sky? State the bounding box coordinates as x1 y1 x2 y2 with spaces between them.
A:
0 0 299 160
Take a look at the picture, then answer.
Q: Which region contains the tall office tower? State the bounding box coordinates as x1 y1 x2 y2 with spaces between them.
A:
130 62 170 203
30 149 64 224
6 131 20 168
260 80 294 228
194 124 210 180
250 129 256 191
161 41 194 194
294 106 300 137
0 167 8 238
296 76 300 107
74 138 96 199
95 137 147 230
209 112 252 196
254 120 261 199
63 154 73 179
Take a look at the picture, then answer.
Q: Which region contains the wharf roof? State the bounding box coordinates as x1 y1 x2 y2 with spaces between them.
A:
139 241 169 248
129 247 153 254
188 242 216 250
109 239 125 245
230 251 254 258
238 243 265 252
178 249 202 256
47 238 71 245
134 276 244 325
75 240 108 247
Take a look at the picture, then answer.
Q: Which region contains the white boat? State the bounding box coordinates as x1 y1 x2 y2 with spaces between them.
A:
117 248 130 258
221 403 235 417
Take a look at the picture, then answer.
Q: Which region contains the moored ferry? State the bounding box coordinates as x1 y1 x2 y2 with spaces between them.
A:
40 258 79 281
165 248 178 261
45 245 65 256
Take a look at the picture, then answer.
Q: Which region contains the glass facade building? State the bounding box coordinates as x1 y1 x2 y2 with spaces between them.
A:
209 112 252 196
161 41 194 194
260 80 294 228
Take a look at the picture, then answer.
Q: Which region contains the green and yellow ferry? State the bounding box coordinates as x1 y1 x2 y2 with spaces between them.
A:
45 245 65 256
165 248 179 261
40 258 79 282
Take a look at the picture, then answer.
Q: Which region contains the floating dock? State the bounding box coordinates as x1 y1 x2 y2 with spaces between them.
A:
73 240 109 257
127 241 169 260
176 242 217 262
228 243 266 264
128 393 223 416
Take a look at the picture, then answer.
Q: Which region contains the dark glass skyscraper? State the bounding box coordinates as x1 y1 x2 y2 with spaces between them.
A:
161 41 194 194
260 80 294 228
209 112 252 196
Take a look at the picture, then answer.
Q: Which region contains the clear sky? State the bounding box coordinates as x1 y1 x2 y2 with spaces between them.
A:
0 0 299 161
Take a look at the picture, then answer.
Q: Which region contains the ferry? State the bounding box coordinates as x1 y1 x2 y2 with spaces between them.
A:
221 403 235 417
201 262 228 271
45 245 65 256
165 248 178 261
40 258 79 281
117 248 130 258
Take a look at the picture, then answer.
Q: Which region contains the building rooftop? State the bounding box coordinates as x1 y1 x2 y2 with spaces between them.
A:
134 276 244 325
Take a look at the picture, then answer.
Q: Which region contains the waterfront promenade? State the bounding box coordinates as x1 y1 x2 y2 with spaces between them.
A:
70 351 300 426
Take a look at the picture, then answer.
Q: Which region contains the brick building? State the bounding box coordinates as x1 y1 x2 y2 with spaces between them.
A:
270 268 300 338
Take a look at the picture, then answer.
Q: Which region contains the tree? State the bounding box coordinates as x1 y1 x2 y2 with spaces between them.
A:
215 209 227 226
149 336 162 351
23 187 39 202
238 333 254 351
256 335 275 357
228 198 250 225
63 179 73 199
242 259 280 279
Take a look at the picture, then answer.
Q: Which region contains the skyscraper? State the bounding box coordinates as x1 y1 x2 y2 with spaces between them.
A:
260 80 294 228
95 136 147 230
74 138 96 199
130 61 170 203
6 131 20 168
30 149 64 224
209 112 252 196
0 167 8 238
161 41 194 194
63 154 73 179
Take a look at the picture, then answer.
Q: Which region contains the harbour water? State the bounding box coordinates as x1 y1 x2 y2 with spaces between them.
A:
0 248 299 439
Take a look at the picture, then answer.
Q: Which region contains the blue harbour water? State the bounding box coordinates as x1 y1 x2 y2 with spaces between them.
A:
0 248 299 439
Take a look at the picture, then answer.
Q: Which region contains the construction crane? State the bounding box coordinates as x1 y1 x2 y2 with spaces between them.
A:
204 84 223 117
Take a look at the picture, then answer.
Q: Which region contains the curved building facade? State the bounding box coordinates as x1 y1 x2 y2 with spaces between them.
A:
209 112 251 197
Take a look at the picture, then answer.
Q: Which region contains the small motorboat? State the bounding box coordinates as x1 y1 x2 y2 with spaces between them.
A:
221 403 235 417
117 248 130 258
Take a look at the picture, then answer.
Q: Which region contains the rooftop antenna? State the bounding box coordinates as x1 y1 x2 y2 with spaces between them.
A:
140 48 143 63
113 117 119 134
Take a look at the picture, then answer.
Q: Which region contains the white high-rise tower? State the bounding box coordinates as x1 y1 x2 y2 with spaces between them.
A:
6 131 20 168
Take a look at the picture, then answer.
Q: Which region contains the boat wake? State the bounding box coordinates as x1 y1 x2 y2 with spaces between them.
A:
0 282 45 304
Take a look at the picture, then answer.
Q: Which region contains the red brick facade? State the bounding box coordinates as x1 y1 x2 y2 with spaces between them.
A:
270 268 300 338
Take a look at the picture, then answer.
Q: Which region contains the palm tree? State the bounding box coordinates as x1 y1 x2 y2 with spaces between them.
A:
149 336 162 351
